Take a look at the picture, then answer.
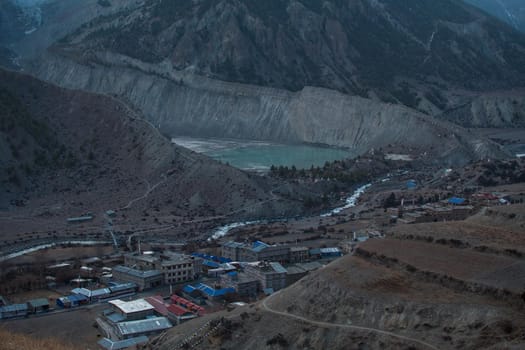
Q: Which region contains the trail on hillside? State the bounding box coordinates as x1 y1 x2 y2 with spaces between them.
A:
261 290 440 350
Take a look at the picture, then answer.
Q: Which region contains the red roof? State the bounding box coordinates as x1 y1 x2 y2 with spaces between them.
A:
167 304 193 317
144 296 169 316
171 295 205 314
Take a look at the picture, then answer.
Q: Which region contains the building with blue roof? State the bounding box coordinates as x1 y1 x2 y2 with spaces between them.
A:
0 303 28 319
182 283 235 300
222 240 290 263
448 197 466 205
56 294 88 308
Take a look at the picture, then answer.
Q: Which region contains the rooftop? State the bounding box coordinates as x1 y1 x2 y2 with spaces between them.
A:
0 303 28 313
295 261 323 272
113 265 163 279
187 283 235 297
117 317 172 336
290 246 309 252
108 282 137 293
28 298 50 308
98 336 149 350
109 299 155 314
251 241 271 252
319 247 341 254
269 262 287 274
144 296 169 316
167 304 193 317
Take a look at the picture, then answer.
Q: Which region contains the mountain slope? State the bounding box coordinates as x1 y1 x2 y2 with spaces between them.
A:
30 52 508 165
57 0 525 107
465 0 525 33
0 68 301 240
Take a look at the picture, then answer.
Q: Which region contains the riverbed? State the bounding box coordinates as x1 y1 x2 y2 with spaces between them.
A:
172 137 353 171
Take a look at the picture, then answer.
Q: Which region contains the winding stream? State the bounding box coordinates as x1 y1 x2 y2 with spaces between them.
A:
210 183 372 241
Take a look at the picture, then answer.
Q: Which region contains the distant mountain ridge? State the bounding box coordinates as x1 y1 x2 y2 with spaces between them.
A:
56 0 525 112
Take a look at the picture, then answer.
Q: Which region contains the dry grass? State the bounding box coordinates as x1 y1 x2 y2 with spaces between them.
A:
0 328 74 350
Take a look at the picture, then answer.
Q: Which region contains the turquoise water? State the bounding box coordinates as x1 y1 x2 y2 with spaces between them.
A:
172 137 353 171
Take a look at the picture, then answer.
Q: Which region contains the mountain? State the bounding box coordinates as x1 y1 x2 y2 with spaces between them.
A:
0 68 302 240
30 52 508 166
54 0 525 108
464 0 525 33
21 0 517 165
0 0 141 65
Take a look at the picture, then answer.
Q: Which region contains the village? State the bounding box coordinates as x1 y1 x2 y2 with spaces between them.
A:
0 234 352 349
1 168 523 349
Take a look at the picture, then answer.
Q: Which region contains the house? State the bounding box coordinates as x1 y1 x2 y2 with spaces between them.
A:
244 262 287 292
167 304 198 324
112 266 163 291
123 251 199 286
289 246 309 263
170 295 205 315
222 240 290 263
144 296 170 317
72 287 112 302
309 247 342 260
108 299 155 321
98 336 149 350
0 303 28 319
221 241 246 261
220 271 259 297
182 283 235 301
116 317 172 339
56 294 88 308
27 298 50 313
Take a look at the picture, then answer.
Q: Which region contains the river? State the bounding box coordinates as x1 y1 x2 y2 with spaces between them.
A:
209 183 372 241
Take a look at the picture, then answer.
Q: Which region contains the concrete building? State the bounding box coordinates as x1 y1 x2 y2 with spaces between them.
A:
220 271 259 297
108 299 155 321
244 262 287 292
309 247 343 260
116 317 172 339
221 241 245 261
222 241 290 263
0 303 28 319
124 252 199 285
289 246 309 263
98 336 148 350
112 266 163 291
27 298 50 313
284 265 308 286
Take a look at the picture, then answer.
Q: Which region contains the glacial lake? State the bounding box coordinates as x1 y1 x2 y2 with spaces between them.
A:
171 137 353 171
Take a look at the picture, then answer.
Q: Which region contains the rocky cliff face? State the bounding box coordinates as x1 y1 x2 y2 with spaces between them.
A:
442 92 525 128
55 0 525 111
30 52 507 165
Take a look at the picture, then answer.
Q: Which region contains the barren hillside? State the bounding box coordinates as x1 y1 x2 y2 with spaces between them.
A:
149 204 525 350
0 68 303 243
